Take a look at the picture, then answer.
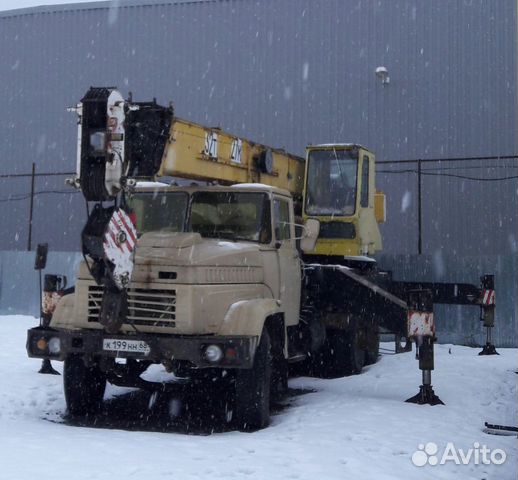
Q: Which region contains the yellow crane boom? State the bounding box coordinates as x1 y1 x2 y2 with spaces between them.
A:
159 118 305 199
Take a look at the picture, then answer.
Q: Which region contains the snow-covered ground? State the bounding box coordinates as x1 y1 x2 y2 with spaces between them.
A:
0 315 516 480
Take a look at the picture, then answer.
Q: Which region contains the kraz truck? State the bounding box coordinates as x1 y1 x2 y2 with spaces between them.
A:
27 88 496 430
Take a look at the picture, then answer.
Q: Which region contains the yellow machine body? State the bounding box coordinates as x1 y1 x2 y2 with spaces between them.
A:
302 144 385 257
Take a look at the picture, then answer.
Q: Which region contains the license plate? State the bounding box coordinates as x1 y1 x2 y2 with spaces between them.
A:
103 339 150 355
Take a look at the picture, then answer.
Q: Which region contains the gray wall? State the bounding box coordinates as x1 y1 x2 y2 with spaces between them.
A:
376 253 518 348
0 251 81 316
0 0 516 255
1 250 515 347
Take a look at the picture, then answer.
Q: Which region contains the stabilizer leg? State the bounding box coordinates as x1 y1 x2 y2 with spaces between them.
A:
479 326 499 356
405 338 444 405
479 276 498 355
405 291 444 406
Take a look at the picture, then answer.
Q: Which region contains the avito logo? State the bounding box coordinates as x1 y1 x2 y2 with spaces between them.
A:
411 442 507 467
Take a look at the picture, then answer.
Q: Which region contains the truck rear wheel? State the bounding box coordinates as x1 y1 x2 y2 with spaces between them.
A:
316 328 365 378
344 327 366 374
63 355 106 416
364 328 380 365
234 329 272 431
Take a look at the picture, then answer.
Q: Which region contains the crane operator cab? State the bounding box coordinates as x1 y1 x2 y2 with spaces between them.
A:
302 144 386 259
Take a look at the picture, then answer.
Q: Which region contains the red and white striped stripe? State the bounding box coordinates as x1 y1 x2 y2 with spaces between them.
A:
103 208 137 255
481 289 496 306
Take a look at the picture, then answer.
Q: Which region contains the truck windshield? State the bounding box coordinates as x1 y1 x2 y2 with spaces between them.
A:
128 191 188 233
190 191 271 243
305 149 358 216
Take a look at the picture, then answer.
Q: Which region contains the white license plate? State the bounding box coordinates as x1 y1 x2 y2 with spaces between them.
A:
103 339 150 355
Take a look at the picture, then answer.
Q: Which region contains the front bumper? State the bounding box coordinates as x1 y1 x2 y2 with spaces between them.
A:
27 326 257 369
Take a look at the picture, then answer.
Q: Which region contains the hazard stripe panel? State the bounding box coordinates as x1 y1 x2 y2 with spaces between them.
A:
481 289 495 305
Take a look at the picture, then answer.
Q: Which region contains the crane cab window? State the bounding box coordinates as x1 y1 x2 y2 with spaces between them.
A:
360 155 370 208
305 148 358 216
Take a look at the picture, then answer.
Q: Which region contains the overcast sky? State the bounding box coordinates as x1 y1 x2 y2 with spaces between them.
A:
0 0 106 12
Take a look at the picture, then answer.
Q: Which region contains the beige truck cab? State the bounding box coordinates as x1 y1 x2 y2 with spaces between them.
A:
41 182 317 430
56 183 303 336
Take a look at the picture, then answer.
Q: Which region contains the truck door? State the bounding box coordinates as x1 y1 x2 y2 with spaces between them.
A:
273 196 301 326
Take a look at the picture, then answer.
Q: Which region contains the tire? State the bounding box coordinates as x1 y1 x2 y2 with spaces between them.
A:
364 329 380 366
315 328 365 378
63 355 106 416
234 329 272 431
344 327 366 375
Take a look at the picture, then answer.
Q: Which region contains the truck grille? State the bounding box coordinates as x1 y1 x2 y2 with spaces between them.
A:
88 285 176 328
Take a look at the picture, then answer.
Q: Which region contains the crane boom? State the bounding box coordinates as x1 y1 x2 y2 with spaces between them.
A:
72 87 385 260
159 118 305 199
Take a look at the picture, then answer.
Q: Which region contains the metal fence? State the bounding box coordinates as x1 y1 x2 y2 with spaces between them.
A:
1 155 517 254
0 165 76 251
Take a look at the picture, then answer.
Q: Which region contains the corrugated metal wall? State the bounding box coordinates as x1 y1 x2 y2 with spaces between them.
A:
0 251 81 316
1 250 515 347
376 253 517 348
0 0 515 255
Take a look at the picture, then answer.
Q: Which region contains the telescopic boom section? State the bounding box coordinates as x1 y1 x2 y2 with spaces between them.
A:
72 87 305 201
159 118 305 199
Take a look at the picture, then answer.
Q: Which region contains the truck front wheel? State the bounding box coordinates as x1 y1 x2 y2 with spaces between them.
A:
234 329 272 431
63 355 106 416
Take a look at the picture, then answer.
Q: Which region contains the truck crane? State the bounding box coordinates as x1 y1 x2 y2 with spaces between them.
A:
27 87 497 430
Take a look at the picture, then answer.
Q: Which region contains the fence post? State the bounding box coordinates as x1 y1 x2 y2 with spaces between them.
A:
417 159 422 255
27 162 36 251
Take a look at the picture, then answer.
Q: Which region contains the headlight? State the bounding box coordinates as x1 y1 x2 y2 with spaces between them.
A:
48 337 61 354
204 344 223 364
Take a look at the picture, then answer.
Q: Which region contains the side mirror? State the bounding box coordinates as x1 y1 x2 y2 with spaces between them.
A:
300 219 320 253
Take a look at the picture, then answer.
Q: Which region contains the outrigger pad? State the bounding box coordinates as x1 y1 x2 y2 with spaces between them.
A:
406 385 445 406
38 359 60 375
479 343 499 356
